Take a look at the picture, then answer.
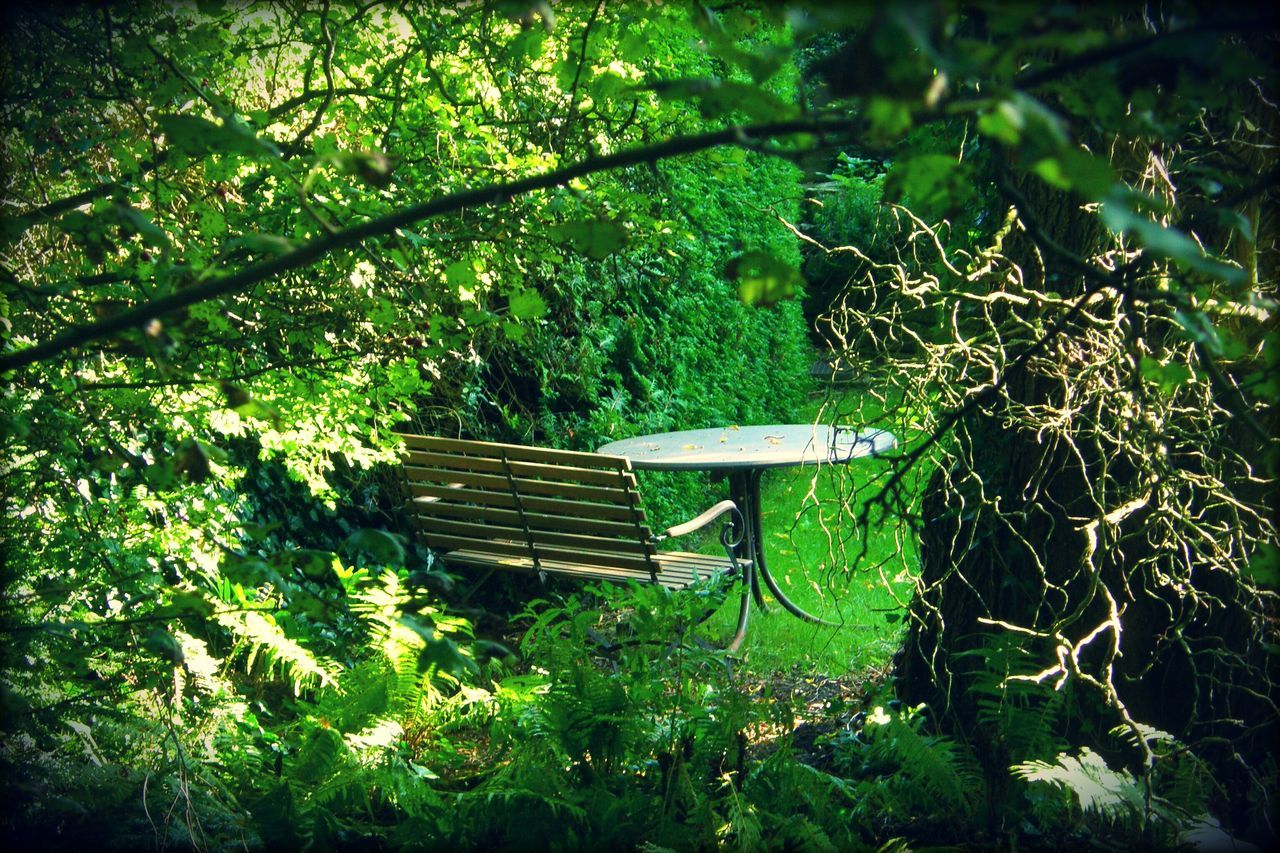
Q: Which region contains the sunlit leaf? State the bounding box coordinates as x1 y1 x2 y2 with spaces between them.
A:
173 438 224 483
1031 148 1113 198
1216 208 1255 244
1244 543 1280 589
508 27 547 63
223 556 284 588
112 203 170 249
1138 356 1195 394
56 210 113 263
977 101 1024 145
1102 199 1245 284
508 289 547 319
705 34 789 84
143 628 185 666
331 149 396 187
158 590 216 619
417 634 478 677
698 80 797 121
1005 92 1069 155
884 154 974 220
292 549 338 581
227 233 297 255
445 259 479 287
234 398 282 424
865 97 913 143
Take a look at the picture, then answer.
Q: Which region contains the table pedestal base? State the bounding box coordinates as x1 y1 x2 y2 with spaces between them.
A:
725 469 835 651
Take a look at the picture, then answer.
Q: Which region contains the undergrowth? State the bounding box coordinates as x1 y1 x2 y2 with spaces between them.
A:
1 548 1235 851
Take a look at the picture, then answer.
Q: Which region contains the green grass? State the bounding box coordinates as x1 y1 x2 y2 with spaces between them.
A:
688 388 921 677
703 457 917 676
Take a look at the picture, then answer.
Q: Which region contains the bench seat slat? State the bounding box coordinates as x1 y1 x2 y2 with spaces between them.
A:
425 535 531 560
530 544 653 573
442 549 741 590
425 534 655 574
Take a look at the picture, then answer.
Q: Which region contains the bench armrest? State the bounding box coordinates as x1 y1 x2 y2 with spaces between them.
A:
655 499 743 542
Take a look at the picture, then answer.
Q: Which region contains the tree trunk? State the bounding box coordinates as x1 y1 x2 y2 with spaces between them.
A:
892 167 1277 831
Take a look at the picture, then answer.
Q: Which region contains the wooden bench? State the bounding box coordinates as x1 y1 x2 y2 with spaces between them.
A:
396 434 747 590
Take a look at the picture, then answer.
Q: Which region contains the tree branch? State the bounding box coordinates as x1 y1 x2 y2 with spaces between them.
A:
285 0 336 156
1012 16 1280 90
0 116 863 374
558 0 606 152
859 165 1275 526
857 272 1116 530
4 183 126 235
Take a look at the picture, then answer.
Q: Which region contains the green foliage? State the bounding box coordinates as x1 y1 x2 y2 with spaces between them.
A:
0 3 816 846
2 1 1276 850
443 581 871 851
1012 723 1212 846
796 4 1276 847
829 702 984 838
821 684 1212 849
963 634 1074 764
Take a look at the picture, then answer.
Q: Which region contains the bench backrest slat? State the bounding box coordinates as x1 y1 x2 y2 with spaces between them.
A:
397 434 659 577
407 483 643 523
401 434 623 469
404 450 634 488
404 463 645 506
411 500 650 539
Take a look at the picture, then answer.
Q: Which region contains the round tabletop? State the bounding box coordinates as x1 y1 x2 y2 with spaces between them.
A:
597 424 896 471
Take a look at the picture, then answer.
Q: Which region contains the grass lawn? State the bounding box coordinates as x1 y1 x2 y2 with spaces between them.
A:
699 387 921 677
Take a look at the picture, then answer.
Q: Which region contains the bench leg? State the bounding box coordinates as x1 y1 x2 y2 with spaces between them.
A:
459 566 496 602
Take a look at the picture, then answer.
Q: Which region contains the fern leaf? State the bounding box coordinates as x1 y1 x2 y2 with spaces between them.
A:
1012 747 1144 820
220 609 337 691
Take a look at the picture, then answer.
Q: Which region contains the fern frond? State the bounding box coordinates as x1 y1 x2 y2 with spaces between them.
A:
219 609 337 692
879 716 980 811
966 636 1070 762
1012 747 1144 821
350 570 428 663
715 773 764 851
1108 723 1211 818
288 725 347 785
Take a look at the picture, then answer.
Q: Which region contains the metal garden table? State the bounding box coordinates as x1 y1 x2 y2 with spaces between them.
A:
598 424 896 649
